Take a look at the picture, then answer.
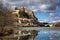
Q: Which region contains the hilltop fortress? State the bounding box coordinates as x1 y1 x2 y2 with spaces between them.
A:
12 7 38 27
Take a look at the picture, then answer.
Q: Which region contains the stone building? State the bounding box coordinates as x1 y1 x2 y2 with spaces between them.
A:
12 7 38 27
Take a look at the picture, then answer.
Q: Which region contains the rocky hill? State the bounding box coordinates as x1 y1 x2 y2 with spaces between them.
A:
0 6 50 37
0 7 39 37
12 7 39 27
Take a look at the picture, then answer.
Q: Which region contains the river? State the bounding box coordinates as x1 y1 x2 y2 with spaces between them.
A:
19 27 60 40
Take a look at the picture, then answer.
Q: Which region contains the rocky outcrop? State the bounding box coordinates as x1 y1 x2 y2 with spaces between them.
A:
0 7 38 37
12 7 38 27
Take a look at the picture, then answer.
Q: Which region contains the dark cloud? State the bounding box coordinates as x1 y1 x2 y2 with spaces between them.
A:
3 0 60 12
6 0 22 2
1 0 60 23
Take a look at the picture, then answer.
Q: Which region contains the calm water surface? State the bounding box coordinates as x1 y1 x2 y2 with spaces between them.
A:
34 31 60 40
20 27 60 40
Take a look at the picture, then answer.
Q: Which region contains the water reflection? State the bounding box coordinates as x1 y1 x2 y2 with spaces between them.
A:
34 31 60 40
50 31 60 40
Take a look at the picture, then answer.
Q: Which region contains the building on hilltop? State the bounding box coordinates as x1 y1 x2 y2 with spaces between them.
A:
12 7 38 27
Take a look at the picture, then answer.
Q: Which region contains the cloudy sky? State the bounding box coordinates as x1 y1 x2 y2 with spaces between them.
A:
2 0 60 23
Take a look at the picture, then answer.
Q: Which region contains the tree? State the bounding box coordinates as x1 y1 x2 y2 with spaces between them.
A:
4 11 14 26
0 1 15 36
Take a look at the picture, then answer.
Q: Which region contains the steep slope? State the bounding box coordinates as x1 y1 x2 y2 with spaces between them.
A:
12 7 38 27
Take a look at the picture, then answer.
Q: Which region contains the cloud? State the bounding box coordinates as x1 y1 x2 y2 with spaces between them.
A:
48 12 60 23
6 0 23 2
2 0 60 12
39 4 55 12
0 0 60 23
49 13 56 17
50 20 60 23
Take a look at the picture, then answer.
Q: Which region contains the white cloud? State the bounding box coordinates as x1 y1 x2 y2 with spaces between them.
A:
32 9 38 12
50 20 60 23
49 13 56 17
57 20 60 22
40 4 50 10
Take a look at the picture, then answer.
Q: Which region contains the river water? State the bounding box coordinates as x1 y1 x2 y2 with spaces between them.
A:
34 31 60 40
19 27 60 40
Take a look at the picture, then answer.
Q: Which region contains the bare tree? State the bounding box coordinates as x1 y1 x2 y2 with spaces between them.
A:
0 1 15 36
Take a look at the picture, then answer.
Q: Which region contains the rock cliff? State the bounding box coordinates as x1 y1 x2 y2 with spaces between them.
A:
12 7 38 27
0 6 39 37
